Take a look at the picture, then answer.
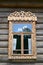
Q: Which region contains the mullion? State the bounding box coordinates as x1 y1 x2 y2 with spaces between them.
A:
21 34 24 54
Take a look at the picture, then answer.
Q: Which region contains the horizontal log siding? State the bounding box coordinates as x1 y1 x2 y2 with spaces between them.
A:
0 63 43 65
0 8 43 65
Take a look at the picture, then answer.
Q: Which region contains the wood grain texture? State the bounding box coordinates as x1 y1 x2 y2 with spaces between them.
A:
36 30 43 35
0 35 8 40
0 18 8 23
0 41 8 48
36 41 43 47
37 48 43 54
0 8 43 12
36 24 43 29
0 63 43 65
36 36 43 41
0 29 8 35
0 24 8 29
0 48 8 54
0 8 43 63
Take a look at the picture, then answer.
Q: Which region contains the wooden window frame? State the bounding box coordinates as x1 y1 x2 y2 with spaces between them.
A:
8 21 37 60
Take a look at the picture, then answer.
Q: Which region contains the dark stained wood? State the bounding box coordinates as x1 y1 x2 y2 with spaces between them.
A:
0 2 43 8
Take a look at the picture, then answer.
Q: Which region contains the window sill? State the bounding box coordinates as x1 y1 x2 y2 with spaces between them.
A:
9 54 36 60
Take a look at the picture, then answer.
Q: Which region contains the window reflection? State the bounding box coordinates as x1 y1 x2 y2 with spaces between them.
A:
13 35 21 54
24 35 32 54
12 24 32 32
12 23 32 54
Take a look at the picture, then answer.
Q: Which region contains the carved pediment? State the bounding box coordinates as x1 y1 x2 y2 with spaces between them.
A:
8 11 37 21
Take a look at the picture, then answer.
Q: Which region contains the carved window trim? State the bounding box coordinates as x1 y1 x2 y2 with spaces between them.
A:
8 11 37 60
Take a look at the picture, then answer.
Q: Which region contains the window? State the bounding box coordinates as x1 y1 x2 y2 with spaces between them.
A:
8 11 37 60
12 23 32 55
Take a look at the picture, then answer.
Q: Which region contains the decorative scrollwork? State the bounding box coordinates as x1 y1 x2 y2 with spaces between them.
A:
8 11 37 21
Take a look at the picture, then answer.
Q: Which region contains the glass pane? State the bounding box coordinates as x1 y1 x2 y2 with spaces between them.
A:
13 35 21 54
12 23 32 32
24 35 32 54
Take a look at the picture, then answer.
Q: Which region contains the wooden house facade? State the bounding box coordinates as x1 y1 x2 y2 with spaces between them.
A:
0 0 43 65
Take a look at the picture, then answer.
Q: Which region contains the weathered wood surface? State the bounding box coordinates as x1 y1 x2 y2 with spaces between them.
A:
0 48 43 54
0 8 43 63
0 8 43 12
0 29 8 35
0 23 43 29
0 63 43 65
0 48 8 54
36 36 43 41
0 23 43 28
0 24 8 29
0 41 43 48
36 24 43 29
0 35 8 40
36 30 43 35
0 55 43 62
0 17 43 23
0 35 43 41
37 48 43 54
0 47 43 54
0 41 8 48
36 41 43 47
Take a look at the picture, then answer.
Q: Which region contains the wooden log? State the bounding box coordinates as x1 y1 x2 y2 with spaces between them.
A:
0 48 8 54
36 24 43 29
0 18 8 23
0 29 8 35
36 36 43 41
37 48 43 54
0 35 8 41
0 24 8 29
36 41 43 47
0 41 8 48
36 30 43 35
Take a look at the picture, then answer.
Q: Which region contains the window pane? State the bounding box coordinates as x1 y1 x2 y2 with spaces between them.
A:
24 35 32 54
13 35 21 54
12 23 32 32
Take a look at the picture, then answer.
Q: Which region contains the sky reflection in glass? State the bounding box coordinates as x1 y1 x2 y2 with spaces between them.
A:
12 24 32 32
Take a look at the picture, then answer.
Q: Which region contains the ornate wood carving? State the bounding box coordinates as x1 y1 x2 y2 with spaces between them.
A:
8 11 37 21
8 11 37 60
